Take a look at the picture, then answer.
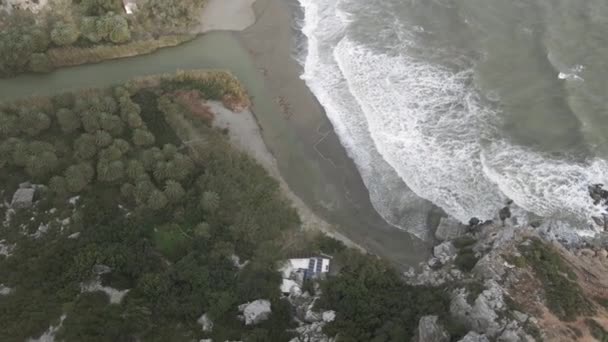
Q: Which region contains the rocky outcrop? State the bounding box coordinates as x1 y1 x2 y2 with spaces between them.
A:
434 242 457 264
435 217 468 241
11 188 35 209
322 310 336 323
239 299 272 325
417 315 450 342
450 281 505 337
197 313 213 332
290 322 334 342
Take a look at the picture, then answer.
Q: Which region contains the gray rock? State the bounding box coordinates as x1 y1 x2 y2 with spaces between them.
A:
322 311 336 323
433 242 457 264
92 264 112 275
457 332 490 342
197 313 213 332
450 280 505 337
417 315 450 342
497 321 535 342
511 311 528 323
472 254 506 281
11 188 35 209
0 284 12 295
427 257 442 269
435 217 468 241
240 299 271 325
292 322 334 342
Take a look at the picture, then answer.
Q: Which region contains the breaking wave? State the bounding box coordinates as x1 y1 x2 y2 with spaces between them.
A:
297 0 608 236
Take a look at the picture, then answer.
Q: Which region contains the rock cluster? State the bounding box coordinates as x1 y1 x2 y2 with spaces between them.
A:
238 299 272 325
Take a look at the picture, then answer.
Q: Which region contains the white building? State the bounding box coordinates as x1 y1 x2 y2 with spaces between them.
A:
122 0 138 14
280 255 331 280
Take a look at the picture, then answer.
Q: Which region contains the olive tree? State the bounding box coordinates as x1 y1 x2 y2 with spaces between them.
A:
18 110 51 136
126 160 146 181
50 22 80 46
29 53 51 73
74 133 98 160
56 108 81 133
147 189 168 210
0 112 18 138
65 162 95 193
49 176 68 195
94 130 113 147
164 180 185 203
132 129 155 147
200 191 220 213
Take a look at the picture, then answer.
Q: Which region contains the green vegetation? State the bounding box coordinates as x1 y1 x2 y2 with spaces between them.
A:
0 0 206 77
519 238 593 321
454 248 479 272
317 249 451 342
0 72 299 341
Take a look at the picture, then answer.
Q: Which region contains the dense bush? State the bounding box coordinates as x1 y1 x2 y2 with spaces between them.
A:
0 77 299 341
0 0 204 77
318 250 450 342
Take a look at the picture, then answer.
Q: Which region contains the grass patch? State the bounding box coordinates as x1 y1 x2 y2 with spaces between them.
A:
452 236 476 249
132 89 181 146
153 224 192 262
47 35 194 69
465 281 485 305
503 253 526 268
520 239 593 321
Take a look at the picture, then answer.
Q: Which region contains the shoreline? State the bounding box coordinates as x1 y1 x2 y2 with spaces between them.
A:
234 0 432 269
209 101 365 251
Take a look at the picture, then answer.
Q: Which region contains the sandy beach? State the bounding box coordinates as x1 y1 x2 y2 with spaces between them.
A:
227 0 433 268
196 0 257 33
209 101 364 251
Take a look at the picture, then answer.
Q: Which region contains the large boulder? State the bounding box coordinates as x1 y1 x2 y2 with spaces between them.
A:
11 188 35 209
197 313 213 332
435 217 468 241
281 278 302 296
240 299 272 325
450 280 505 337
417 315 450 342
322 311 336 323
433 242 457 264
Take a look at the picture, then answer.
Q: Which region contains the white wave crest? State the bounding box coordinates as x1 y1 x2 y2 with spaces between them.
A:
481 142 608 222
298 0 608 234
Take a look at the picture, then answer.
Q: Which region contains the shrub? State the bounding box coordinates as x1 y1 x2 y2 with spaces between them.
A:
51 22 80 47
56 108 81 133
454 248 479 272
29 53 51 73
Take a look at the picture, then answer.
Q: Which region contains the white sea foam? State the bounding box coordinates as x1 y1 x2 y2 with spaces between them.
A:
298 0 608 236
481 141 608 222
299 0 433 239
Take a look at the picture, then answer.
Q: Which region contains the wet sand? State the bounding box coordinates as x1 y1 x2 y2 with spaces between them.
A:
235 0 432 269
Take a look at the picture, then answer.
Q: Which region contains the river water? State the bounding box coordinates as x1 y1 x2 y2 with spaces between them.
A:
298 0 608 235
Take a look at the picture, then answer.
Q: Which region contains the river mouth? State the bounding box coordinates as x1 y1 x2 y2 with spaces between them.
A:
0 29 433 269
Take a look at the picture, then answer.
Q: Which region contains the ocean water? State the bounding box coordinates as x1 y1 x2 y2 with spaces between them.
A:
297 0 608 237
